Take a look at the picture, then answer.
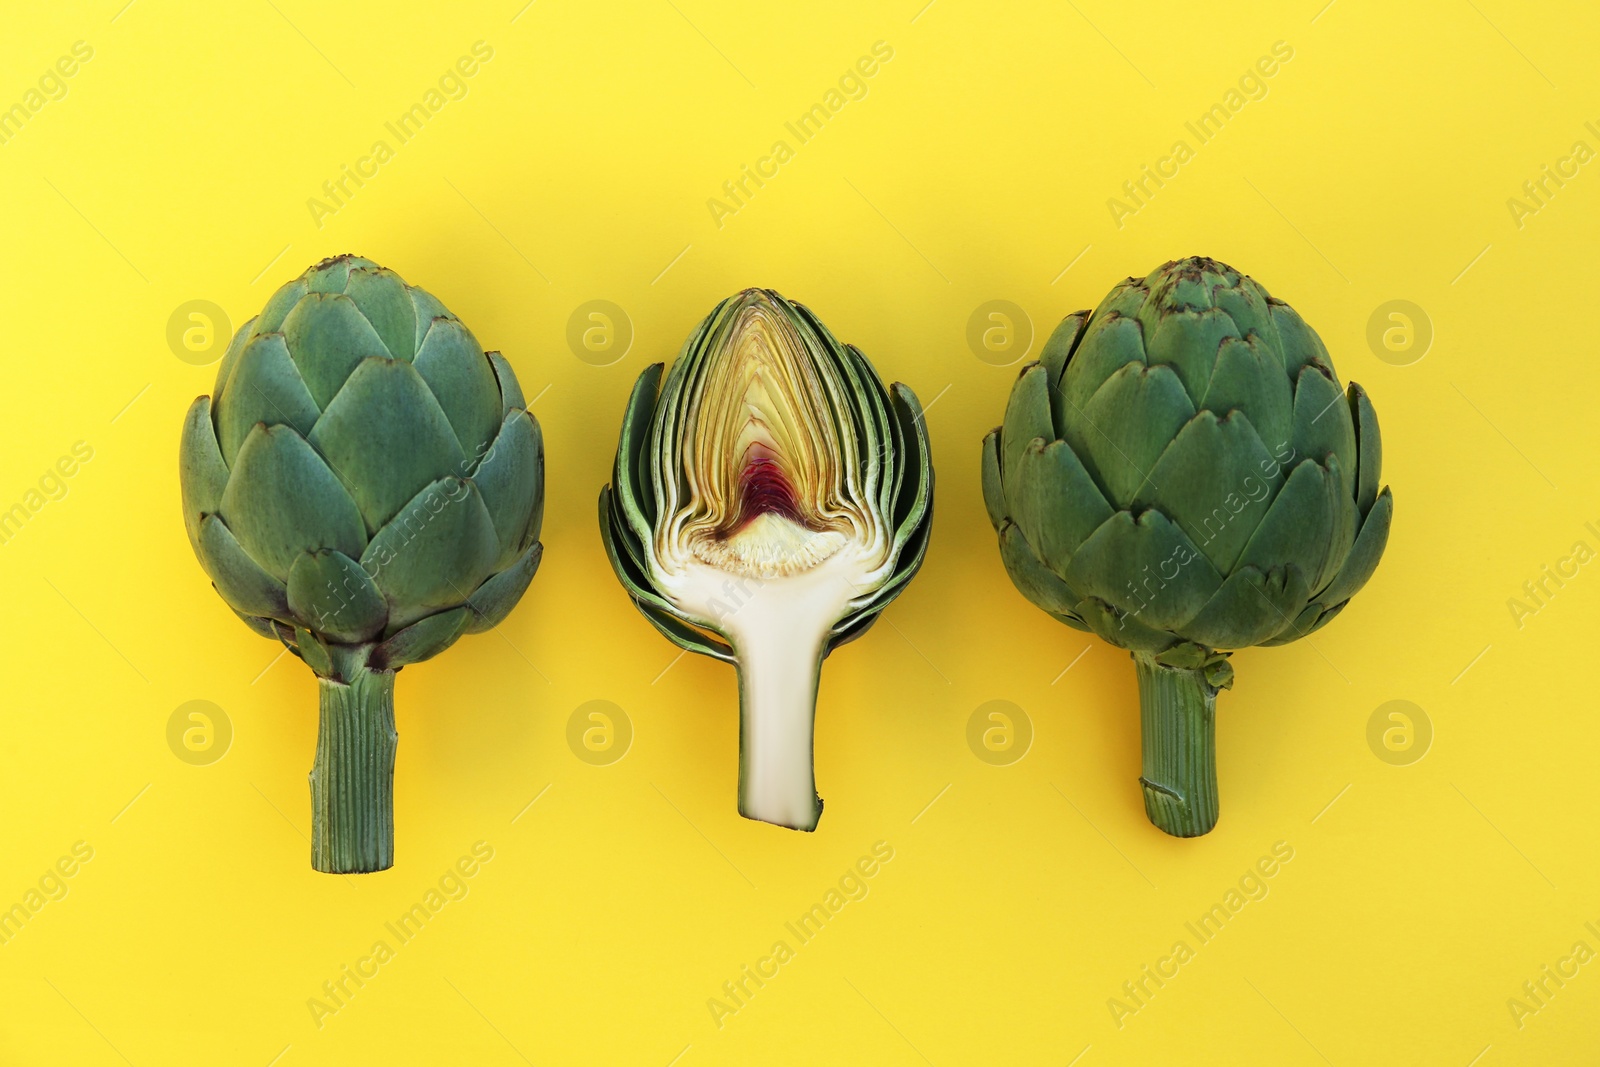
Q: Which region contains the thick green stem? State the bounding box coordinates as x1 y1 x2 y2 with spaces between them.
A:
1134 652 1219 838
310 665 397 873
734 636 825 832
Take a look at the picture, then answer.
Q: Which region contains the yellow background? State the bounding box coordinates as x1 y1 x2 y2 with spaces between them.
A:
1 0 1595 1063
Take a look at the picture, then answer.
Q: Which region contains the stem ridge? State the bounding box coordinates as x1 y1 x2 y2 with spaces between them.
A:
310 665 397 873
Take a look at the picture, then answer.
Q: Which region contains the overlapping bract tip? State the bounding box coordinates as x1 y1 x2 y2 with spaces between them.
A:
984 257 1391 666
179 254 545 674
600 287 934 659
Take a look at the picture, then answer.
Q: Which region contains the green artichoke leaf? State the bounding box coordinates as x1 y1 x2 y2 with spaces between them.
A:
1073 595 1178 654
471 410 543 567
1268 299 1331 384
1182 564 1312 650
998 521 1085 624
464 541 543 634
179 396 229 551
308 357 467 534
213 333 322 467
1197 335 1293 456
1011 437 1113 575
1037 312 1089 401
1261 599 1333 647
597 485 729 651
282 292 393 408
1153 641 1210 669
634 598 738 664
614 362 665 537
1232 456 1338 586
1213 276 1274 341
287 549 388 644
487 351 526 418
599 486 652 588
219 424 368 581
1313 485 1393 609
1001 363 1053 488
1054 313 1146 429
980 429 1006 531
211 315 259 405
1073 361 1196 508
1145 307 1238 402
345 267 418 363
293 625 334 676
196 514 291 622
841 489 935 626
1315 452 1359 594
360 476 500 633
255 277 309 334
1134 409 1281 574
233 609 280 640
1064 509 1223 632
306 255 378 294
1290 362 1358 503
1350 382 1382 515
886 383 932 545
1089 278 1149 322
414 317 503 462
373 606 472 669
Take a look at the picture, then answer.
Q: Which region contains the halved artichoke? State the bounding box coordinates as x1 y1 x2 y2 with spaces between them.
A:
600 289 933 830
179 255 544 872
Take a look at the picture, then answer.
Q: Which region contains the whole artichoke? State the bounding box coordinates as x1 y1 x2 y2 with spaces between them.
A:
982 257 1391 837
179 255 544 872
601 289 932 831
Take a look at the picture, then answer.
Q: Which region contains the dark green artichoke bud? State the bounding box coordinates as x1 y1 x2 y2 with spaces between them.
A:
982 257 1391 837
179 255 544 872
600 289 932 831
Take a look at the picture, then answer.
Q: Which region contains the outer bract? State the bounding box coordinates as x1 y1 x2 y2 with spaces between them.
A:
601 289 933 830
982 257 1391 836
179 255 544 872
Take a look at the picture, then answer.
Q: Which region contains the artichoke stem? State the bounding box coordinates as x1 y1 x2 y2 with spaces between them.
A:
1133 652 1219 838
734 635 825 832
310 664 398 873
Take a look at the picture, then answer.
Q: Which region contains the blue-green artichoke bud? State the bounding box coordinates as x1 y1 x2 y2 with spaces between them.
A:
179 254 544 872
982 257 1392 836
600 289 933 831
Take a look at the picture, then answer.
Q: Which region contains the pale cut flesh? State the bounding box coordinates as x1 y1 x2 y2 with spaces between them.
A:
650 296 894 829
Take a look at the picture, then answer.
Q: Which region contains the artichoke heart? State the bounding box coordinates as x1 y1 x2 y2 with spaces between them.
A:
602 288 933 831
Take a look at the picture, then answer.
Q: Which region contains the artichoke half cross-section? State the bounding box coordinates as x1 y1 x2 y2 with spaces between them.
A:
179 255 544 873
983 258 1392 837
601 289 933 831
